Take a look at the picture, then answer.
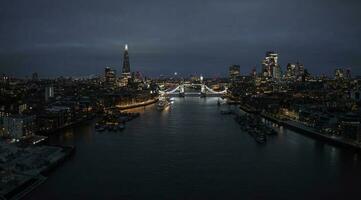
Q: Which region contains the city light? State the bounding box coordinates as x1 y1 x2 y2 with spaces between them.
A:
1 1 361 198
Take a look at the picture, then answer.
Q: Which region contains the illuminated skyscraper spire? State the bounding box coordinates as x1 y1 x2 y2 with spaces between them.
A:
122 44 130 74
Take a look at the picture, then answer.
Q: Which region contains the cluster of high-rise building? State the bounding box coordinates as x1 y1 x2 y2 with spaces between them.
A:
228 51 361 145
228 51 332 83
285 62 306 81
261 51 282 79
0 43 158 141
103 44 145 88
334 68 352 80
229 51 308 82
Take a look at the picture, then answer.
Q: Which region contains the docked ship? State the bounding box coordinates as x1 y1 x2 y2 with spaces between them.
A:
157 99 170 110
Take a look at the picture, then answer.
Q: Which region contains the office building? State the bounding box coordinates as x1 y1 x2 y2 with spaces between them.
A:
335 68 345 80
262 51 281 79
45 86 54 102
1 115 36 139
105 67 116 85
229 65 241 81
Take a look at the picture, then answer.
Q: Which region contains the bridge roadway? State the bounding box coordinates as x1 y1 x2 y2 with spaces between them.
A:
160 83 227 96
167 92 224 97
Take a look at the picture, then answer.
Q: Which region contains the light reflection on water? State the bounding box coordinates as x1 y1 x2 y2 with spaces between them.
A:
31 97 361 200
122 102 156 113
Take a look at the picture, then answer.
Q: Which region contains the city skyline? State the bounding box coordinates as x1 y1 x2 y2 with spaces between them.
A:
2 1 361 199
1 0 361 77
1 45 359 79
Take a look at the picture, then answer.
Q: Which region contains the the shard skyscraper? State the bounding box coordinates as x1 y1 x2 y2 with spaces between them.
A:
122 44 131 74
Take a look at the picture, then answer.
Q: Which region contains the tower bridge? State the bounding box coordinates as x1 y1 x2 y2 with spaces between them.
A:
159 83 227 97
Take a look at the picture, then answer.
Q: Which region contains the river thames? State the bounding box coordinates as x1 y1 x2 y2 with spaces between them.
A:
29 97 361 199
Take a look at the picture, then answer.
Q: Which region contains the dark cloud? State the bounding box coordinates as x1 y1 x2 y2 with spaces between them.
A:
1 0 361 77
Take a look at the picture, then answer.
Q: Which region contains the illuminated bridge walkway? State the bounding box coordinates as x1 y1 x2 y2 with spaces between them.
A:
159 83 227 97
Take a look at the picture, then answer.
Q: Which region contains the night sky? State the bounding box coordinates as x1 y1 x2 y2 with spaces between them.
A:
1 0 361 78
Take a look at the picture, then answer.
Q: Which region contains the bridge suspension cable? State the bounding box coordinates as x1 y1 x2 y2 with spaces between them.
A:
159 85 181 94
160 84 227 95
204 85 227 94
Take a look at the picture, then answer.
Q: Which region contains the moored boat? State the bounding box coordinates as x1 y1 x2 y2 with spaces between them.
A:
157 99 170 110
255 134 267 144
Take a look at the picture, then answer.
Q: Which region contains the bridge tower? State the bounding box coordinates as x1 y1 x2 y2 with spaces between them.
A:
179 84 185 97
200 84 206 98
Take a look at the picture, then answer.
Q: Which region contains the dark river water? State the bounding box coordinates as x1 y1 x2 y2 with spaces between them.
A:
29 97 361 200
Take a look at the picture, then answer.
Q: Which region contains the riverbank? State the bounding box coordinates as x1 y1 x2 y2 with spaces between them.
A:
27 97 361 199
283 120 361 152
116 98 158 110
37 115 96 136
0 144 75 200
237 104 361 152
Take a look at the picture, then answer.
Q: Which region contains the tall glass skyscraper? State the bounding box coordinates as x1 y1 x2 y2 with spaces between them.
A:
262 51 281 79
122 44 131 74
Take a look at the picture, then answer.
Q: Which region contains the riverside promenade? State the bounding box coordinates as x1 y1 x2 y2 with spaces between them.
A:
237 104 361 152
116 98 158 110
